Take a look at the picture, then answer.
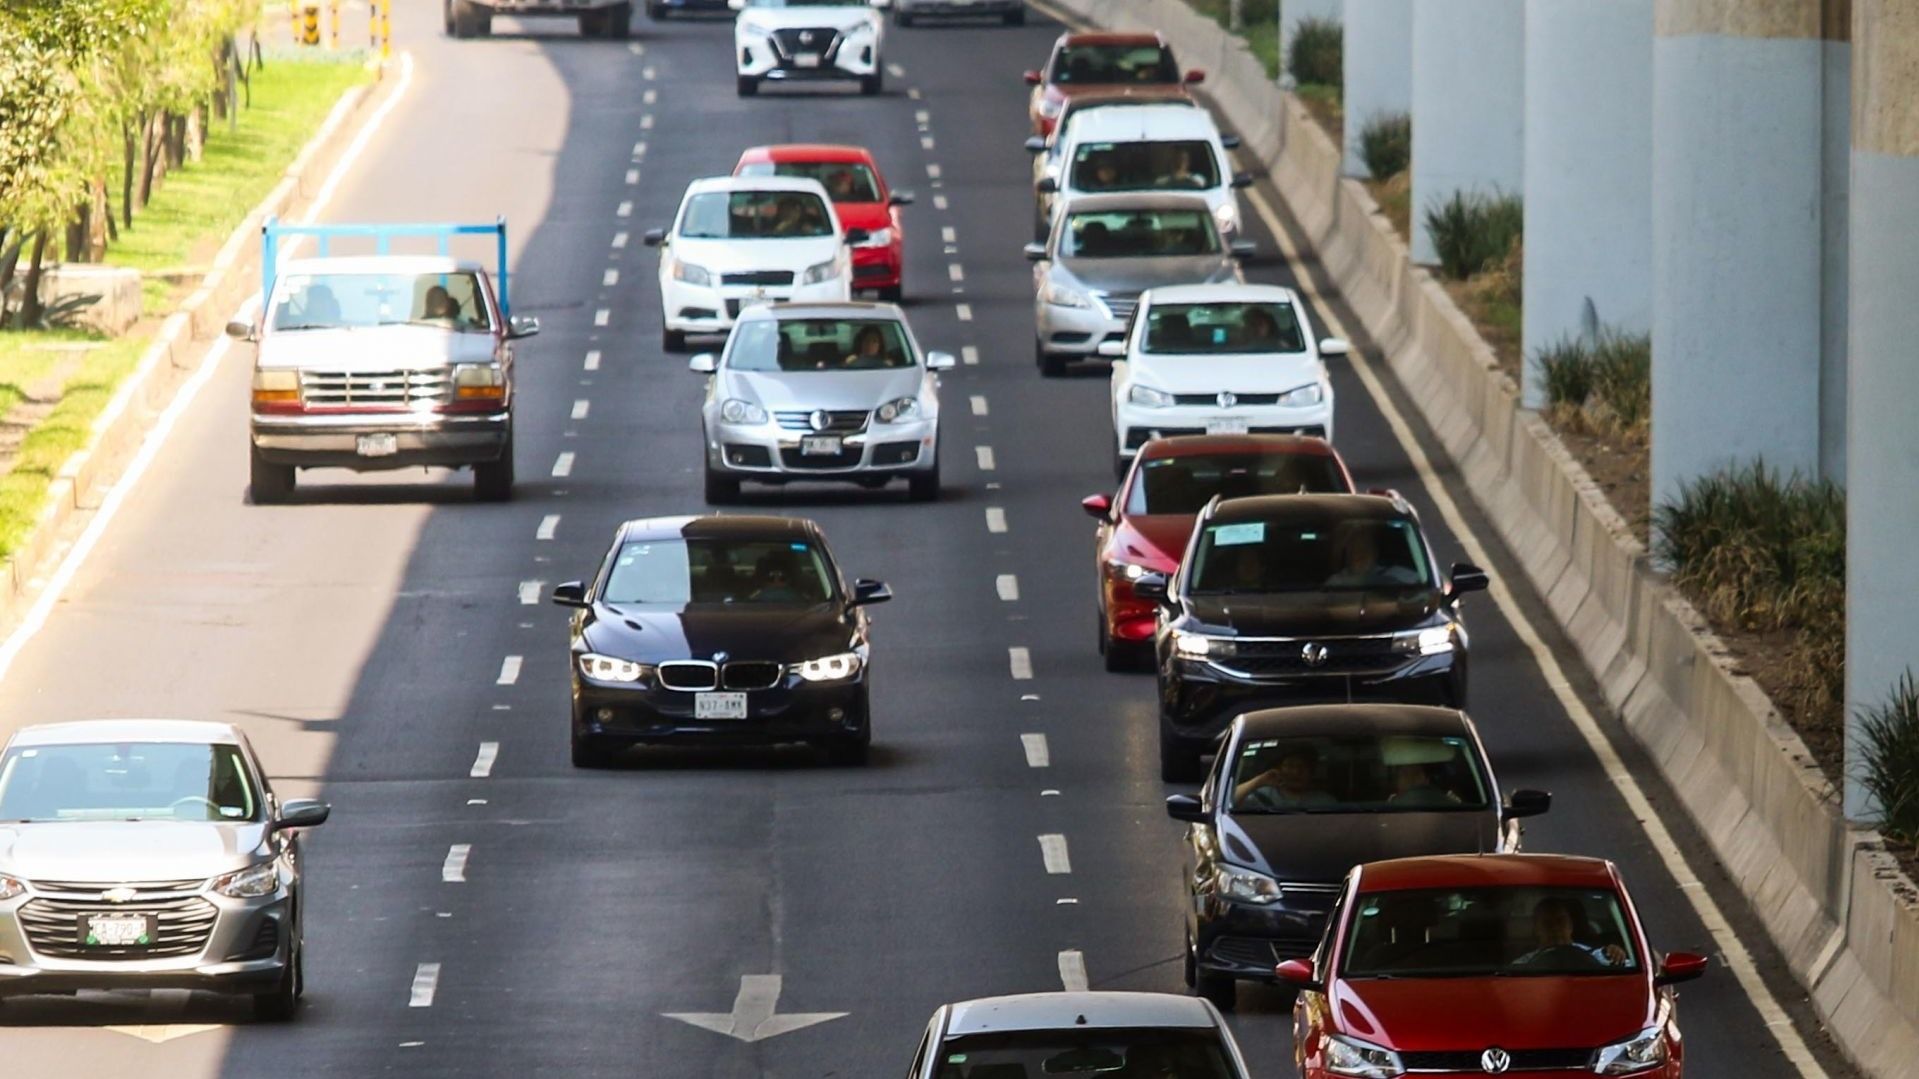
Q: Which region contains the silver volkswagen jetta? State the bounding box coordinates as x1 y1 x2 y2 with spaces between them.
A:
692 301 955 503
0 720 329 1019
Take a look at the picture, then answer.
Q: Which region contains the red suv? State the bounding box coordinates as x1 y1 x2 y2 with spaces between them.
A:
1279 854 1709 1079
735 145 912 301
1083 435 1351 671
1024 31 1204 137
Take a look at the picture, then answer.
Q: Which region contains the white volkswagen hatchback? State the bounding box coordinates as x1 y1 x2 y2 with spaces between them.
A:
646 176 859 352
732 0 884 97
1107 283 1346 479
906 992 1254 1079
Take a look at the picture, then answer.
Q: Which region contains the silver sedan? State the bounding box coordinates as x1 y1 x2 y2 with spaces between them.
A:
691 302 955 502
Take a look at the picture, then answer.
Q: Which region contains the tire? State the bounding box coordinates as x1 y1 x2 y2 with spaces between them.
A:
737 75 760 97
1036 339 1066 377
894 8 914 26
663 325 688 352
1003 6 1024 25
249 450 294 504
474 430 514 502
877 283 903 303
704 466 740 505
860 71 883 96
453 0 490 36
907 443 940 502
253 948 301 1022
823 727 870 765
1159 732 1204 783
443 0 454 33
578 10 603 35
604 3 631 37
1194 969 1237 1012
646 0 666 17
571 730 614 769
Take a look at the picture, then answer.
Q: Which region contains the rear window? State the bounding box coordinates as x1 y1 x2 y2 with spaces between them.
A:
1051 43 1181 85
738 161 882 203
1070 140 1218 194
935 1028 1237 1079
1126 452 1347 515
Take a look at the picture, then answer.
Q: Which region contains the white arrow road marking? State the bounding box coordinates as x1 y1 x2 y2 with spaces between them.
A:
1021 733 1049 767
105 1024 223 1044
1058 950 1088 991
664 975 846 1043
442 844 470 883
410 963 440 1007
1039 834 1071 873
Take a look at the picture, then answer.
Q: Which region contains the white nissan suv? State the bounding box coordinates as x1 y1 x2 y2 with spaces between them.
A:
732 0 884 97
1106 283 1345 479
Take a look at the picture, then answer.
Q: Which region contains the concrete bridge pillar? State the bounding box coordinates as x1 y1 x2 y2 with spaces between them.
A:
1410 0 1524 265
1342 0 1412 178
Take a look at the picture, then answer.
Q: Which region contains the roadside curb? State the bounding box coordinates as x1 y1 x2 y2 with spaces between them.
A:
0 60 406 623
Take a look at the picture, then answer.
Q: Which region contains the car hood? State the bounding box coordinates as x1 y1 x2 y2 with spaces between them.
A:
724 367 924 412
1184 590 1443 636
834 202 894 232
671 236 844 274
583 601 856 664
1129 352 1322 393
1058 255 1237 296
1114 515 1196 568
1332 974 1656 1052
0 821 264 882
1217 809 1495 883
736 6 878 32
257 325 496 372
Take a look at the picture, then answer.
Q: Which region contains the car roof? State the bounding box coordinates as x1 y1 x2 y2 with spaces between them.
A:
7 719 246 747
1058 192 1217 215
1236 704 1472 739
1205 493 1409 524
617 514 820 543
1057 31 1169 48
1357 854 1622 893
739 144 878 166
1065 105 1220 144
280 255 482 275
683 175 831 197
944 992 1217 1036
737 300 906 322
1145 282 1301 305
1138 433 1342 460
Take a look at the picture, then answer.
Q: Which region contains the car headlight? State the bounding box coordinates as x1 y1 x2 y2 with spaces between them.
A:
801 259 841 286
579 652 650 683
875 396 920 423
1214 202 1239 235
1592 1026 1668 1075
1394 625 1455 656
1173 630 1234 658
720 398 768 425
854 227 894 248
1108 560 1153 582
1277 382 1326 407
792 652 862 682
1324 1034 1404 1079
211 863 280 899
1215 864 1282 904
1041 281 1091 309
672 259 712 287
251 368 301 408
0 874 25 901
452 362 507 404
1039 96 1063 119
1128 384 1174 409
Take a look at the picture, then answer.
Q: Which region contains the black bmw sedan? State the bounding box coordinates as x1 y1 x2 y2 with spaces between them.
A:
1163 704 1550 1010
553 514 891 767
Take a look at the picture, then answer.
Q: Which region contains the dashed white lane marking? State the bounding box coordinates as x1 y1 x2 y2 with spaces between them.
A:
572 399 591 420
941 225 957 243
537 515 561 541
975 445 996 471
643 88 657 105
948 263 965 282
969 394 988 415
926 162 942 179
933 193 948 210
470 742 499 778
410 963 441 1007
962 345 979 366
497 656 523 685
997 574 1020 601
616 200 632 217
603 268 619 286
517 580 542 605
1009 646 1033 680
612 231 629 248
643 66 657 80
886 62 905 78
626 168 639 185
985 506 1007 533
594 308 610 326
915 109 931 124
640 114 654 130
908 86 922 100
956 303 973 321
1039 834 1071 874
627 41 643 54
1022 732 1049 767
921 135 936 151
551 452 575 478
442 845 471 883
632 139 645 156
1058 951 1088 992
584 350 601 371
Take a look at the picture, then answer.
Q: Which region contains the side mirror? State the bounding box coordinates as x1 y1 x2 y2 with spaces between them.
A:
1024 136 1047 154
1502 788 1552 821
1023 242 1048 262
925 351 957 370
1036 177 1059 194
1185 69 1207 84
507 315 541 340
1229 240 1257 261
1220 134 1242 150
844 228 871 246
1318 337 1351 357
688 353 718 373
1080 493 1113 519
225 320 256 341
551 581 589 608
642 228 667 246
851 578 893 607
1274 958 1321 992
1231 171 1255 189
273 798 330 832
1447 562 1490 598
1655 952 1710 987
1131 572 1169 602
889 190 915 206
1023 69 1043 86
1165 794 1206 822
1096 339 1127 358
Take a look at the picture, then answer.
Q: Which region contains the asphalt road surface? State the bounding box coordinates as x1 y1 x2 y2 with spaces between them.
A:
0 4 1861 1077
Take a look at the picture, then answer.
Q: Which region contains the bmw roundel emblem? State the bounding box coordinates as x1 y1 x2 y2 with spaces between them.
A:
1479 1047 1512 1074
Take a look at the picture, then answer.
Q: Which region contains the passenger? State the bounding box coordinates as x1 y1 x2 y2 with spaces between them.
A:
1088 156 1123 191
1386 761 1461 807
1156 146 1206 190
1354 896 1442 970
1238 306 1283 349
824 169 857 201
1075 220 1113 257
289 283 341 328
1513 897 1627 968
845 325 890 367
1233 744 1337 808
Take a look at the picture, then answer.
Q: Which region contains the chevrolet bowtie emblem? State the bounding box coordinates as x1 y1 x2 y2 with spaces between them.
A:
101 887 138 903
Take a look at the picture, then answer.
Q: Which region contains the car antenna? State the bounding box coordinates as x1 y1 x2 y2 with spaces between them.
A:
1075 1014 1089 1026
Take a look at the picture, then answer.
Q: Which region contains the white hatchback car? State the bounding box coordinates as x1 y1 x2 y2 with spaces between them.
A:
1036 103 1250 243
646 176 859 352
732 0 884 97
1107 283 1346 478
906 991 1254 1079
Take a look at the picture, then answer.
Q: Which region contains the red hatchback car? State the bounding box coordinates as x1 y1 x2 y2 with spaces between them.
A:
1083 435 1353 671
1279 855 1709 1079
734 145 912 301
1024 31 1204 137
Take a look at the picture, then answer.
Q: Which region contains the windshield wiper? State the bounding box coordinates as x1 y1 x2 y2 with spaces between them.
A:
272 323 346 332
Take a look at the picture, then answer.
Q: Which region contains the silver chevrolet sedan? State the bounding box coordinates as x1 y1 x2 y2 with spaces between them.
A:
691 302 955 503
0 720 329 1020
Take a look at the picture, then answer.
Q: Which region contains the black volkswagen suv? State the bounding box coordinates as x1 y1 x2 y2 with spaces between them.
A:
1136 493 1489 781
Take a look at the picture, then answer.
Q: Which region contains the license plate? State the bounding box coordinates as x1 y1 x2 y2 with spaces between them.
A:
801 435 843 456
695 692 748 720
794 53 821 68
1205 418 1250 435
356 433 399 457
82 913 154 948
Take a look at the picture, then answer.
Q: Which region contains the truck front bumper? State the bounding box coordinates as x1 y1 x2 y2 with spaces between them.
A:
252 411 510 471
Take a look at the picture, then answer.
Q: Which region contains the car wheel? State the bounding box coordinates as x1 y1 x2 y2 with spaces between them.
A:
646 0 666 17
1036 340 1066 377
474 428 514 502
1103 636 1134 674
453 0 489 36
1194 969 1237 1012
1159 733 1204 784
822 727 870 766
663 325 688 352
737 75 760 97
571 730 614 769
604 3 631 37
860 71 883 96
877 283 903 303
704 466 740 505
252 947 301 1022
249 450 294 504
578 10 602 34
443 0 454 33
1003 6 1024 25
894 8 913 26
907 444 940 502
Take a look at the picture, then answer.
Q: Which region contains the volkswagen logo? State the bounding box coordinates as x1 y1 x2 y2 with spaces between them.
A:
1300 642 1330 667
1216 391 1237 409
808 409 832 432
1479 1048 1512 1074
101 887 138 904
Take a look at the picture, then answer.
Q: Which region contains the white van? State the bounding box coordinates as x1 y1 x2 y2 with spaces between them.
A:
1035 104 1250 242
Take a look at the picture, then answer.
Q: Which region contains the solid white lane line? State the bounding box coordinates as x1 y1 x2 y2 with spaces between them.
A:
442 845 470 883
470 742 499 778
997 574 1020 601
612 231 628 248
594 308 610 326
616 200 632 217
948 263 964 282
926 163 942 179
1244 182 1831 1078
956 303 973 321
1039 834 1071 874
1022 733 1049 767
941 225 957 243
970 394 988 415
496 657 522 685
410 963 441 1007
552 452 575 478
975 445 996 471
1058 950 1088 992
985 506 1007 533
603 268 619 286
1009 646 1033 680
962 345 979 366
584 350 601 371
537 515 560 541
640 114 654 130
933 193 948 210
517 580 541 605
572 399 590 420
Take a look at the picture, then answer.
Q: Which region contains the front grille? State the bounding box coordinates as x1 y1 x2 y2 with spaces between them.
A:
775 409 869 434
781 447 863 470
657 661 719 691
19 895 218 960
31 879 205 896
1398 1047 1593 1072
853 264 893 281
1099 295 1139 321
1209 935 1318 968
771 26 842 58
1216 636 1405 678
298 368 451 409
1172 392 1284 407
721 661 783 690
721 270 795 287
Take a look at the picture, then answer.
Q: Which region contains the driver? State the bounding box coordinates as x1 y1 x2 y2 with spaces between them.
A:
747 550 806 602
1513 897 1627 968
1233 744 1336 808
421 285 461 325
1323 526 1424 589
845 325 890 367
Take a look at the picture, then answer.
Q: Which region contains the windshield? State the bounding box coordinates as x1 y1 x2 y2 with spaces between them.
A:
1144 302 1304 354
680 191 834 239
1127 453 1348 516
728 318 913 372
738 161 881 203
1228 735 1488 813
269 271 491 333
1051 43 1181 85
742 0 867 6
601 538 836 606
0 741 261 823
1063 208 1220 258
936 1029 1237 1079
1343 886 1642 979
1070 141 1218 194
1189 517 1434 594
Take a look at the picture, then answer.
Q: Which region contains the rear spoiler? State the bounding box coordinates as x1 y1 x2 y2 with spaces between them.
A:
260 217 513 318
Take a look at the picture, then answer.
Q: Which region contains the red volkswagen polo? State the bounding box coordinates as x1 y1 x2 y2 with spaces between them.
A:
735 145 911 301
1083 435 1352 671
1279 855 1709 1079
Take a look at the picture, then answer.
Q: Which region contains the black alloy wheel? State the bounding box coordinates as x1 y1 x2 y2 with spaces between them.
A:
253 947 302 1021
474 428 514 502
249 450 295 504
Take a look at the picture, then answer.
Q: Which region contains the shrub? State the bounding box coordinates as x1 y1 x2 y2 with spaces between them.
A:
1536 329 1650 437
1424 189 1522 280
1858 673 1919 842
1357 112 1410 180
1653 460 1845 632
1289 17 1342 87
